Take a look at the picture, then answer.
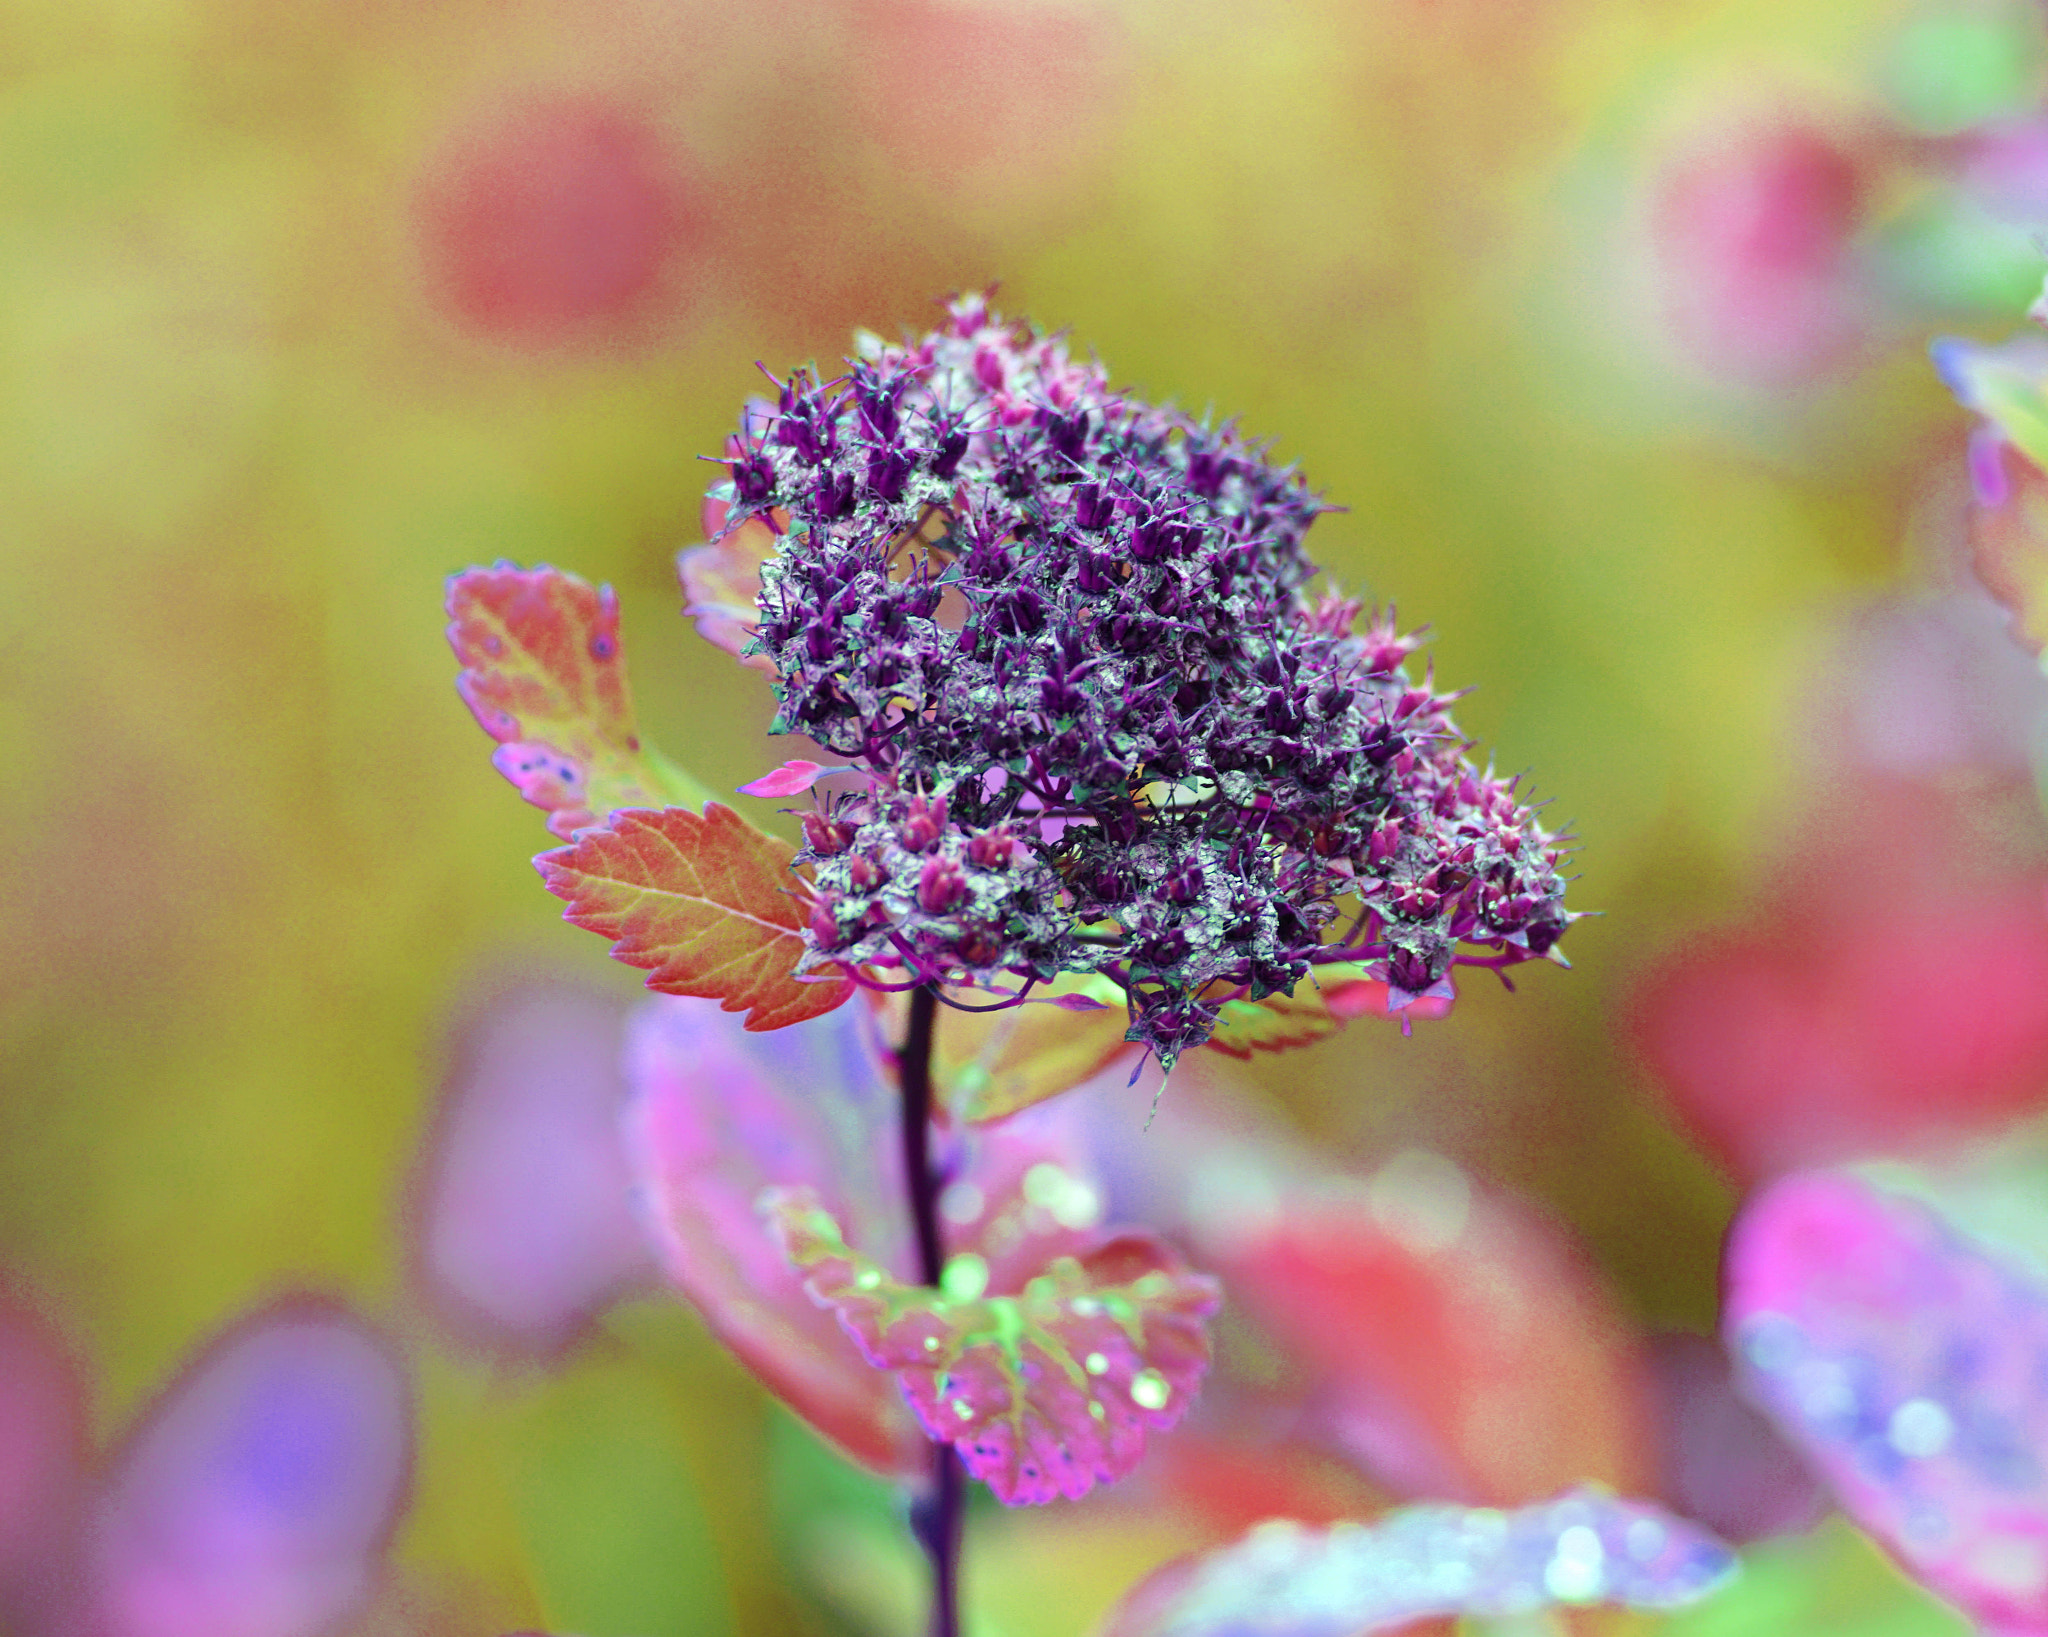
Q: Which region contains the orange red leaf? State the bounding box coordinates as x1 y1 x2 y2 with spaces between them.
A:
538 804 852 1030
448 562 708 838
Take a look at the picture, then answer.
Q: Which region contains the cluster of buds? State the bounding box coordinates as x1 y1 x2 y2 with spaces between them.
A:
717 297 1575 1064
802 789 1073 984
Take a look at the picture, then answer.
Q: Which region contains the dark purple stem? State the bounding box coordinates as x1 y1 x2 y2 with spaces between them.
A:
899 984 962 1637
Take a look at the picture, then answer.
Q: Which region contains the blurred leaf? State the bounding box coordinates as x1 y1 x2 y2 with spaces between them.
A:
764 1188 1219 1505
448 562 711 838
1099 1487 1734 1637
678 514 779 673
622 998 928 1480
88 1300 412 1637
1216 1157 1655 1504
896 975 1133 1125
1726 1170 2048 1631
539 804 853 1030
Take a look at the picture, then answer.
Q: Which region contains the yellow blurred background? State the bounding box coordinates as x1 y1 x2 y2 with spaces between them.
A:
2 0 2034 1629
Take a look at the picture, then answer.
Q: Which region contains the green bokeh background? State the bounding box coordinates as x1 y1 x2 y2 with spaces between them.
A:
0 0 2032 1630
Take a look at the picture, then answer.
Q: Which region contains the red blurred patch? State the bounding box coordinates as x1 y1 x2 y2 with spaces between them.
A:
1634 870 2048 1182
1216 1174 1653 1507
0 1291 86 1626
413 98 701 348
1649 108 1870 385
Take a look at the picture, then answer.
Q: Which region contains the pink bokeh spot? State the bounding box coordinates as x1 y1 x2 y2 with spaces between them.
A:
413 97 701 346
87 1302 411 1637
1648 107 1868 385
1637 889 2048 1180
416 984 653 1355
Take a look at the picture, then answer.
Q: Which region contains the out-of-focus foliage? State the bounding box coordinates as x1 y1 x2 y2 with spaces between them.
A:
17 0 2048 1631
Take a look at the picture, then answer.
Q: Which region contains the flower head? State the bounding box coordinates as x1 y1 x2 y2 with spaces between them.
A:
714 297 1574 1065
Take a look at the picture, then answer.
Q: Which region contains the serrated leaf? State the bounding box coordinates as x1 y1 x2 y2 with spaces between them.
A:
448 561 711 838
874 975 1135 1124
1202 967 1451 1060
764 1188 1219 1505
677 513 779 672
538 805 852 1031
1098 1487 1736 1637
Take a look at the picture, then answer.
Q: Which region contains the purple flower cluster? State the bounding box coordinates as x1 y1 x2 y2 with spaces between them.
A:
716 296 1574 1064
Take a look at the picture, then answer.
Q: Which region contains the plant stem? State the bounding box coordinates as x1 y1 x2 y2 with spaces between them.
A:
899 984 962 1637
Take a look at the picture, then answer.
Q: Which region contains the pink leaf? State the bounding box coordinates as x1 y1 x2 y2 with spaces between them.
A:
736 760 845 799
1725 1169 2048 1632
1100 1487 1735 1637
623 996 924 1478
764 1188 1219 1505
411 982 653 1356
86 1299 411 1637
622 998 1123 1479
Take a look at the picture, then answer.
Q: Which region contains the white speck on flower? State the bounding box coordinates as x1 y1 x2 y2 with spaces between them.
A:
953 1399 974 1421
1085 1352 1109 1375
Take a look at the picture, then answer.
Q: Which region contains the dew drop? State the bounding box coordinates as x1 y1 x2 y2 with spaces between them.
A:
1544 1523 1606 1602
1085 1352 1109 1376
952 1399 974 1421
1888 1397 1953 1459
941 1253 989 1302
1129 1369 1170 1411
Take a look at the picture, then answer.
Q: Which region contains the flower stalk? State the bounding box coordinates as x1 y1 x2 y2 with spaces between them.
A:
897 982 963 1637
